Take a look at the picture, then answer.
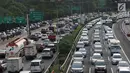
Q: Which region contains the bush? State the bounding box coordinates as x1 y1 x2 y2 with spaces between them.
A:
58 25 82 64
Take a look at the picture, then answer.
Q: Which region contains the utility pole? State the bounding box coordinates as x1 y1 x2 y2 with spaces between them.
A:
27 14 31 38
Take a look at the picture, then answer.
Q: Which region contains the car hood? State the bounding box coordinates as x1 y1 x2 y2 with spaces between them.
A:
71 68 83 70
112 58 122 61
95 65 106 68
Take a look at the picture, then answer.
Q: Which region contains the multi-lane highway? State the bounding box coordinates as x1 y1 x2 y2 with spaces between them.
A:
67 18 130 73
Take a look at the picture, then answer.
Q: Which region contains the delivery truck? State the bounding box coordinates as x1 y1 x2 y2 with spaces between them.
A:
7 57 23 73
24 39 37 60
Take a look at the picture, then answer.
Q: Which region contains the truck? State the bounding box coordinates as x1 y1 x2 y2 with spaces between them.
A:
5 38 27 59
7 57 23 73
24 39 37 60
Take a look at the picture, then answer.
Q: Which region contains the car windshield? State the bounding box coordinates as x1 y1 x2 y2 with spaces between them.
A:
113 55 121 58
72 63 82 68
119 63 129 67
31 62 39 66
95 61 105 65
74 54 82 57
120 71 130 73
79 50 86 52
111 46 121 49
93 55 101 59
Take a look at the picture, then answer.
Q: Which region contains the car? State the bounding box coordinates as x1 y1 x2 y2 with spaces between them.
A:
94 59 107 73
117 61 130 71
20 71 31 73
71 61 84 73
81 32 88 37
73 51 84 63
30 59 45 73
118 68 130 73
0 60 6 70
111 53 122 65
124 19 130 25
41 34 48 40
80 36 89 46
93 43 103 55
79 48 87 58
109 45 121 56
90 53 102 65
42 48 53 58
76 41 85 51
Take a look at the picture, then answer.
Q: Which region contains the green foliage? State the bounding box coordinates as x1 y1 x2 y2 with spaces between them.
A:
59 25 82 57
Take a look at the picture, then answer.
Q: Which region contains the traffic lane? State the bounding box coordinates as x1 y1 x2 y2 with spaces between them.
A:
3 52 58 73
89 25 112 73
113 20 130 63
67 21 97 73
0 25 49 49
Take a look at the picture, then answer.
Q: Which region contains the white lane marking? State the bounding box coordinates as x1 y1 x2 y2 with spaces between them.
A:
89 67 91 73
111 68 114 73
108 57 110 61
112 23 130 63
66 58 73 73
105 48 107 52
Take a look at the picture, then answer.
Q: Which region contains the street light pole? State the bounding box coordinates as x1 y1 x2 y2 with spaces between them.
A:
27 14 31 38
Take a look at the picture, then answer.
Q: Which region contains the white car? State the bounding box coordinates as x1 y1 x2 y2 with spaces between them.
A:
90 53 102 65
76 41 85 50
118 68 130 73
79 48 87 58
80 36 89 45
111 53 122 65
20 71 31 73
41 34 48 40
117 61 130 71
81 32 88 36
73 51 84 63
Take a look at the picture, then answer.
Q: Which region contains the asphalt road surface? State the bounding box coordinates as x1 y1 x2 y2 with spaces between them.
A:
67 19 130 73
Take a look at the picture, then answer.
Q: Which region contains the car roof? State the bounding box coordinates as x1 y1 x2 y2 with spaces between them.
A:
31 59 42 62
93 53 101 56
20 71 31 73
113 53 121 56
119 68 130 71
74 51 82 54
119 61 128 64
44 48 51 50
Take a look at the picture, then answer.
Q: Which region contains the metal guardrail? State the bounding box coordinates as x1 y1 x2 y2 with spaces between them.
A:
44 52 59 73
60 16 101 73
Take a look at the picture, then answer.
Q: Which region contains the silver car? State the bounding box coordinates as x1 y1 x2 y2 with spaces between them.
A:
111 53 122 65
71 61 84 73
79 48 87 58
90 53 102 65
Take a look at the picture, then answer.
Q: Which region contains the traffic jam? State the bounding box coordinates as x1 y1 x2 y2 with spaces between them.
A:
0 13 98 73
67 14 130 73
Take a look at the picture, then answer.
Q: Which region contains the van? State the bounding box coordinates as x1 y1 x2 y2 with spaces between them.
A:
30 59 44 73
42 48 53 58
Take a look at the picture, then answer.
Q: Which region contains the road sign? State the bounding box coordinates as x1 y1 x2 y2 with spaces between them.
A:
3 16 13 24
118 3 126 12
29 11 44 22
15 16 26 24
